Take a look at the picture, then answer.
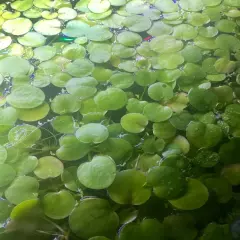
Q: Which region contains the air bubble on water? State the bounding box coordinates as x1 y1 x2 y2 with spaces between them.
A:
50 151 55 156
38 121 43 126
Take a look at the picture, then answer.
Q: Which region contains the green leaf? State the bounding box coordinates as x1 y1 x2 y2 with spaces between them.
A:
3 17 32 35
135 70 157 87
17 102 50 122
75 123 109 144
5 176 39 205
34 156 64 179
163 214 198 240
154 0 179 12
66 77 98 100
0 199 12 223
43 190 76 219
69 198 119 239
97 138 133 164
18 32 46 47
188 87 218 112
56 135 90 161
143 103 173 122
148 82 173 101
66 59 94 77
77 155 116 189
0 56 31 77
0 145 7 163
193 150 219 168
108 169 151 205
219 138 240 164
33 46 56 62
123 15 152 32
119 218 165 240
121 113 148 133
147 166 186 199
109 72 134 89
221 164 240 186
0 107 18 133
0 164 16 187
94 88 127 110
147 21 173 37
202 177 232 203
117 31 142 47
87 42 111 63
169 111 193 130
15 155 38 176
34 19 61 36
8 124 41 148
61 166 82 192
179 0 204 11
51 115 76 134
126 98 147 114
88 0 110 13
186 121 222 148
169 178 209 210
173 24 198 40
222 104 240 136
150 35 183 53
51 94 81 114
153 121 176 139
7 85 45 109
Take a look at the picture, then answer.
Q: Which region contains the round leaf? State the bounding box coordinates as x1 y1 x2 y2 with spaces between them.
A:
69 198 119 239
34 156 64 179
108 169 151 205
75 123 109 144
169 178 209 210
77 155 116 189
5 176 39 205
43 190 76 219
121 113 148 133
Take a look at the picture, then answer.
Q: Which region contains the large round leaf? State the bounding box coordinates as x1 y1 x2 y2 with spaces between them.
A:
69 198 119 239
65 77 98 100
34 19 61 35
8 124 41 148
51 94 81 114
148 82 173 101
0 56 31 77
43 190 76 219
77 155 116 189
121 113 148 133
96 138 133 164
108 169 151 205
150 35 183 54
188 87 218 112
94 88 127 110
75 123 109 144
3 18 32 35
123 15 152 32
17 102 50 122
186 121 222 148
119 218 165 240
0 164 16 187
143 103 173 122
7 85 45 109
57 135 90 161
18 32 46 47
66 59 94 77
147 166 186 199
5 176 39 205
169 178 209 210
0 145 7 163
34 156 64 179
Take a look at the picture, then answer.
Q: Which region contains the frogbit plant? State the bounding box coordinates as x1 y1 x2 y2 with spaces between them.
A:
0 0 239 239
